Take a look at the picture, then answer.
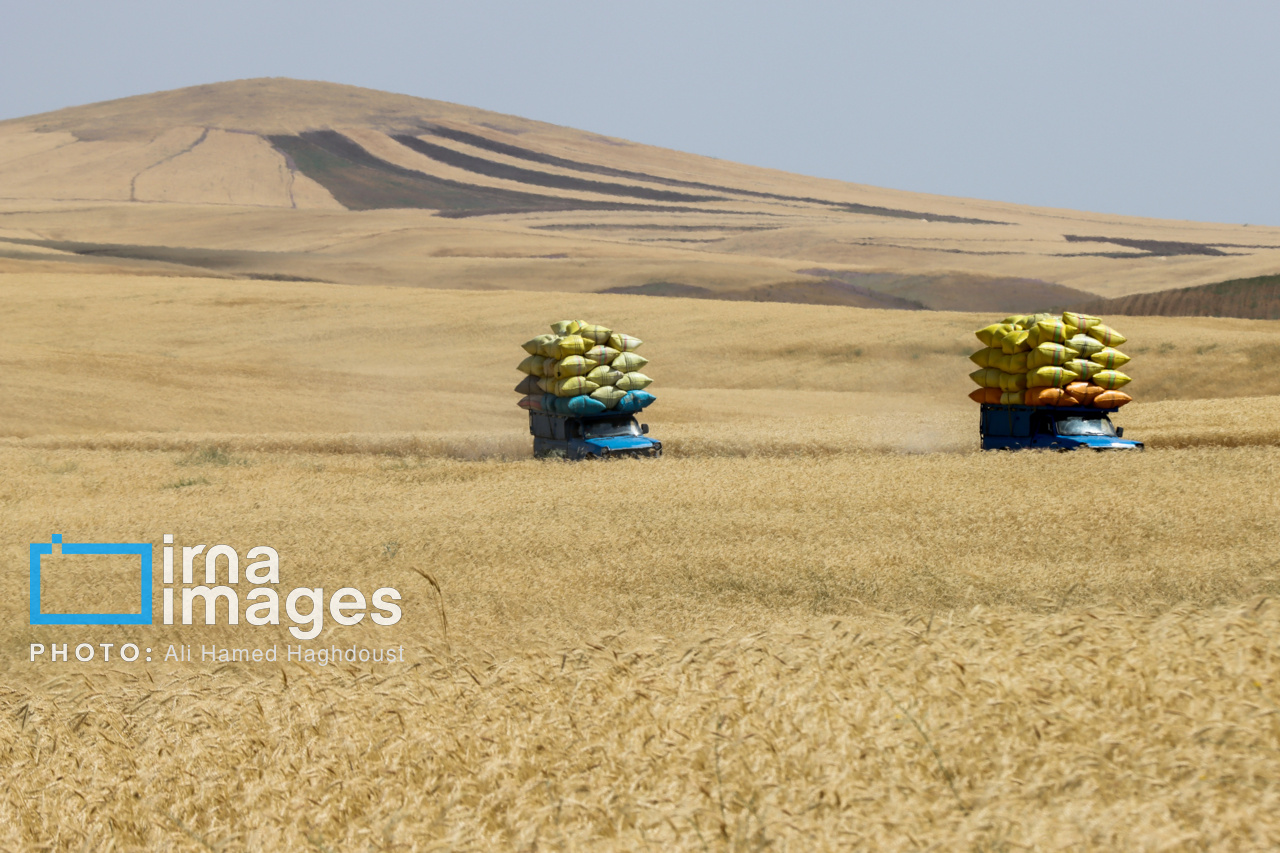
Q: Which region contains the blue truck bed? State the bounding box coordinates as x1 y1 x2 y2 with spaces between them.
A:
528 411 662 459
979 404 1143 451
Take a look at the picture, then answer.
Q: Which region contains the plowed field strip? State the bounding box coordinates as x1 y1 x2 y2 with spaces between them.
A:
392 134 723 203
420 124 1005 224
268 131 725 216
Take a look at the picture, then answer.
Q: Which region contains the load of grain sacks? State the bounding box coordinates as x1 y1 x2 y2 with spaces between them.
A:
515 320 655 416
968 312 1134 409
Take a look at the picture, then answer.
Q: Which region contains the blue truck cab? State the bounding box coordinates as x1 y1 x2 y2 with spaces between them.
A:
530 411 662 459
980 404 1143 451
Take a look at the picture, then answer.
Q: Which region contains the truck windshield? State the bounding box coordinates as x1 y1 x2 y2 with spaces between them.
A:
584 417 640 438
1055 416 1117 437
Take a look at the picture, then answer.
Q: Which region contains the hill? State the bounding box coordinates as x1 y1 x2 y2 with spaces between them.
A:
2 78 1279 312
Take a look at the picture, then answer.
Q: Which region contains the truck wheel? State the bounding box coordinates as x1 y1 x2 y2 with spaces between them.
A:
598 448 611 460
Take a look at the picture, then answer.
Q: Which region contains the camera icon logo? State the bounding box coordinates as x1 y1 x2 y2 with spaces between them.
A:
29 535 153 625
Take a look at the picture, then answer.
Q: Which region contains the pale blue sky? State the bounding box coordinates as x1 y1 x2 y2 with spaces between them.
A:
3 1 1277 225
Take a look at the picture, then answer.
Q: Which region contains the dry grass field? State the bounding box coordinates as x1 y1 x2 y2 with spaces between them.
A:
2 271 1280 849
4 77 1280 850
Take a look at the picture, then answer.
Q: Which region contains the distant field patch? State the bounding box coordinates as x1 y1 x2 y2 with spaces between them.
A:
530 222 783 232
1063 234 1233 257
798 268 1098 312
1073 273 1280 320
601 278 926 310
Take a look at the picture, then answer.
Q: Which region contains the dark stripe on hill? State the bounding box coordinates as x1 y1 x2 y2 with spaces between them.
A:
529 223 782 232
1 236 260 268
417 125 1006 225
390 134 722 203
600 279 926 311
0 236 328 280
1071 273 1280 320
799 268 1099 313
433 206 770 219
269 131 709 215
421 124 759 193
1063 235 1231 257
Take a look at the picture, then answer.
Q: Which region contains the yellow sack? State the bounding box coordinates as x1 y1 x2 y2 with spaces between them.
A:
1027 366 1078 388
523 334 556 356
590 386 626 409
612 352 649 373
609 333 643 352
1066 358 1104 379
969 347 1002 368
552 335 590 358
976 323 1014 347
517 355 546 376
1087 323 1127 347
550 320 582 335
538 358 559 378
557 376 600 397
536 377 552 393
1062 312 1101 331
586 365 623 386
1090 347 1131 368
1066 333 1105 358
554 355 598 378
585 345 620 363
999 372 1028 392
1093 370 1131 390
969 368 1003 389
615 372 652 392
1005 351 1030 374
1000 390 1025 405
1001 329 1032 354
1029 342 1077 368
1002 314 1032 328
577 323 613 345
1026 319 1070 348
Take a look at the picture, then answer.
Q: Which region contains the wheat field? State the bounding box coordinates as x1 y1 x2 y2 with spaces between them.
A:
3 273 1280 850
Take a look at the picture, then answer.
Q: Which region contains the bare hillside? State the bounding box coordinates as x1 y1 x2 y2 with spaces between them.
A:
2 78 1279 310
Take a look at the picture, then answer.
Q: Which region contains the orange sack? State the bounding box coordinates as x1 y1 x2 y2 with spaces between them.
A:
969 387 1002 404
1092 390 1133 409
1054 391 1083 407
1025 387 1064 406
1065 381 1105 406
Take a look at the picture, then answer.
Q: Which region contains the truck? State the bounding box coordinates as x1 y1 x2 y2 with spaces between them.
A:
529 411 662 459
979 404 1143 451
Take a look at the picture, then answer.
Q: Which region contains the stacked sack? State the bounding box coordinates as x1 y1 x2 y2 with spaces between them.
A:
515 320 656 416
968 311 1134 409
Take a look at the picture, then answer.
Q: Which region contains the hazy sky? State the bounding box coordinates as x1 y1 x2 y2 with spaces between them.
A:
3 1 1278 225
